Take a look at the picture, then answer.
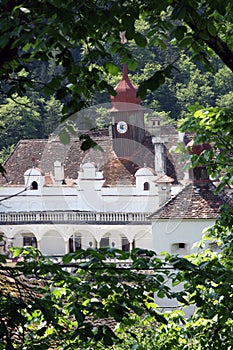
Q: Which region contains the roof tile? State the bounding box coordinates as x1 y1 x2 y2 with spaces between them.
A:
150 183 232 219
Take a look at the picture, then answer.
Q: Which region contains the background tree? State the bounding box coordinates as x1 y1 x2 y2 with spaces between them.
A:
1 0 233 115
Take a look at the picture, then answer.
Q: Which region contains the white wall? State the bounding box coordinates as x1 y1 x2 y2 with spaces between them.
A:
40 230 65 255
152 218 215 256
0 185 160 213
152 218 215 316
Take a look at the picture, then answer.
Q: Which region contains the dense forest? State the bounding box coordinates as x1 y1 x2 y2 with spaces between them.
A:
0 31 233 162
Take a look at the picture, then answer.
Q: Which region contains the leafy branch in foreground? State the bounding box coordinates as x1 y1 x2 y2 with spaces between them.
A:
0 248 172 349
1 1 233 116
1 215 233 350
179 104 233 192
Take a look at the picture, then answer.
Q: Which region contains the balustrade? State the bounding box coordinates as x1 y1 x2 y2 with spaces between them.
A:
0 211 151 224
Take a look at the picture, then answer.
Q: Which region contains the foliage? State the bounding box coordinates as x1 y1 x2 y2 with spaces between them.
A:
0 144 15 164
95 107 112 129
0 94 62 150
1 214 233 349
1 0 233 117
0 95 40 149
0 248 173 349
179 104 233 192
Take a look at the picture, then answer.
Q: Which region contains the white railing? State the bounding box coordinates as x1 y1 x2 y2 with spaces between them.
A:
0 211 151 224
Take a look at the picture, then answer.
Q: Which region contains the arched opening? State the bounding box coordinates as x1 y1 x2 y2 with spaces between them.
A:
121 236 130 252
22 233 37 248
100 235 110 248
69 234 82 252
31 181 38 190
121 237 135 252
0 233 6 254
143 182 150 191
40 230 65 256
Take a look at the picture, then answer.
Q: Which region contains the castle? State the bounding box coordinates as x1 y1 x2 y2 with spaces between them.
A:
0 65 229 261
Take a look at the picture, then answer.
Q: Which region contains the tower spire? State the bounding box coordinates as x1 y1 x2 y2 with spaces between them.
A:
110 33 141 109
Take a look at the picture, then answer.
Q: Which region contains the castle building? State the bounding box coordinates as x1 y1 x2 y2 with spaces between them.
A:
0 64 184 257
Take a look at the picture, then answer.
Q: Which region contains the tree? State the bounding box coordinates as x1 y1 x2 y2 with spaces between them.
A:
0 95 41 149
0 93 62 149
1 0 233 116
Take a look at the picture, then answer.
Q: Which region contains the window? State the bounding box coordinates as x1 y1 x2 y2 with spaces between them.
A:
208 242 220 252
100 237 109 248
179 243 185 249
143 182 150 191
31 181 38 190
122 237 130 252
69 235 81 252
171 243 188 255
23 235 37 248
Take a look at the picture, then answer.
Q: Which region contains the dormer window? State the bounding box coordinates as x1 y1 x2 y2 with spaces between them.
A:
31 181 38 190
24 167 44 188
143 182 150 191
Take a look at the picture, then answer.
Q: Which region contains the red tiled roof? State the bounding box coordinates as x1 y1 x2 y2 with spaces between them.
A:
155 174 174 183
150 183 232 219
110 64 141 110
0 133 141 186
2 140 48 185
0 127 183 187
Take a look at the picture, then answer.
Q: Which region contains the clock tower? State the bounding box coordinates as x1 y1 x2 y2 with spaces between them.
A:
110 64 145 158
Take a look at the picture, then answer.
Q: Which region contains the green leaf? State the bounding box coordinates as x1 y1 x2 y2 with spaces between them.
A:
128 58 137 71
137 82 148 98
147 71 165 91
134 32 147 47
172 26 187 41
74 309 85 323
59 128 70 144
56 87 68 100
154 312 168 324
207 22 217 36
62 253 74 263
105 62 119 76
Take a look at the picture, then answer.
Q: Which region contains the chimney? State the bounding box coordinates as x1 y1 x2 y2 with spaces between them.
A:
152 137 166 175
187 140 211 187
54 161 64 184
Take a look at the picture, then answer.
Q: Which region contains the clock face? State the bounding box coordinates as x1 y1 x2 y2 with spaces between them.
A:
117 121 128 134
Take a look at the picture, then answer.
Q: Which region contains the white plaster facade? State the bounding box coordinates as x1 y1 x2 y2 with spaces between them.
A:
149 180 231 315
151 218 215 257
0 160 173 256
